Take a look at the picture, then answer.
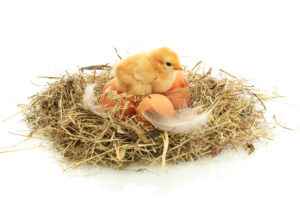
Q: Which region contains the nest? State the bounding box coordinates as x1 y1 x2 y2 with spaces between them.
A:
22 64 271 170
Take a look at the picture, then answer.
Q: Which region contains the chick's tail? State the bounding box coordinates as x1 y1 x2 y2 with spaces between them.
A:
142 108 210 134
83 84 107 118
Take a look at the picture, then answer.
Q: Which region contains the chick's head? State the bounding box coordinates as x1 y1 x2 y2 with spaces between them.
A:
148 47 182 73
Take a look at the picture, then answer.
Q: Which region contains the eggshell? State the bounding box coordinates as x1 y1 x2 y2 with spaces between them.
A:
98 70 190 117
98 78 136 116
163 71 191 109
101 78 119 93
171 71 189 88
137 94 175 121
164 87 191 110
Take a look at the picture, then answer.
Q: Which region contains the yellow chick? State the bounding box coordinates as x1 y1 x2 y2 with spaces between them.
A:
113 47 182 95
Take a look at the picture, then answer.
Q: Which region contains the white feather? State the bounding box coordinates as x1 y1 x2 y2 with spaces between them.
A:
142 108 210 134
82 83 107 118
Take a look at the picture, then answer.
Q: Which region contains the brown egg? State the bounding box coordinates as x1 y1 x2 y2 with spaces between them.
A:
163 71 191 109
137 94 175 121
98 78 136 116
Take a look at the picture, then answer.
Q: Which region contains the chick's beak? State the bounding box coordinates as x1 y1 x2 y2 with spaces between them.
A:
174 65 182 70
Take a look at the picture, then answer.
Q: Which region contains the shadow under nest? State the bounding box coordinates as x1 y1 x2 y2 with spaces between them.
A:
22 64 271 170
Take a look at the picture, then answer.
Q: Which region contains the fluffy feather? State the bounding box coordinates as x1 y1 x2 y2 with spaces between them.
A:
142 108 210 134
82 84 107 118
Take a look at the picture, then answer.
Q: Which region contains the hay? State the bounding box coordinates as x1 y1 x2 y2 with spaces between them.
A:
21 64 271 169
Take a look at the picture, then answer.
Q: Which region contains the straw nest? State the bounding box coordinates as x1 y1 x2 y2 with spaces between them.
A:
22 64 271 170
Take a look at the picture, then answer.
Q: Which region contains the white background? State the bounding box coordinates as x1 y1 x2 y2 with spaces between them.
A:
0 0 300 200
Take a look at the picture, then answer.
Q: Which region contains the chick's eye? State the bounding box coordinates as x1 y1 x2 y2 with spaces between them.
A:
166 62 172 66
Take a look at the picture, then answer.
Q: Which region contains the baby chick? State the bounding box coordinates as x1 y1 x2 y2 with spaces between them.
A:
113 47 182 95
